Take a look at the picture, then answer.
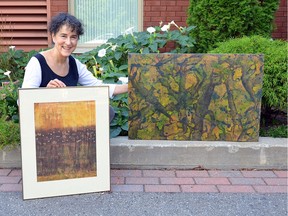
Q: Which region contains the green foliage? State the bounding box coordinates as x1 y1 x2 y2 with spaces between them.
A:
260 125 287 138
0 47 38 83
187 0 280 53
0 117 20 150
0 73 20 122
77 22 196 137
209 35 287 112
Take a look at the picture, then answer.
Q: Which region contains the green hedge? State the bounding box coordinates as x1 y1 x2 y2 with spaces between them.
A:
209 35 287 112
187 0 280 53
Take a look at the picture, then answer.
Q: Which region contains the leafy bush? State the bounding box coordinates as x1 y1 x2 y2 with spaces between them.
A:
77 21 196 137
209 35 287 114
0 46 37 83
0 117 20 150
0 71 20 122
187 0 280 53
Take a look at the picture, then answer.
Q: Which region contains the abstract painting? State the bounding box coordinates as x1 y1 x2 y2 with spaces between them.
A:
128 53 264 142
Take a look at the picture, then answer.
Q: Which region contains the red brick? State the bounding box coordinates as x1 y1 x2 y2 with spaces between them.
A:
209 170 243 178
143 170 175 177
111 169 142 177
161 12 176 17
160 177 195 185
217 185 255 193
254 186 288 193
194 177 230 185
151 6 167 12
161 1 176 6
0 169 11 176
229 177 266 185
111 176 125 185
146 12 161 17
176 1 190 7
0 176 21 184
111 185 143 192
0 184 22 192
264 178 288 186
241 171 276 178
145 1 161 6
145 184 180 192
176 170 209 177
274 171 288 178
126 177 159 185
167 6 182 12
181 185 219 193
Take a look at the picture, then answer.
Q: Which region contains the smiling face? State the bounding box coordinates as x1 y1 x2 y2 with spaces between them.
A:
52 24 79 57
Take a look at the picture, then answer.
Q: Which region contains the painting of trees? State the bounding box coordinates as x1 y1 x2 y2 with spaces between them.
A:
128 53 263 141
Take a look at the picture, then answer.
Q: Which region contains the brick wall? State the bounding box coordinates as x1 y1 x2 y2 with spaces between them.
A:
50 0 286 41
272 0 287 40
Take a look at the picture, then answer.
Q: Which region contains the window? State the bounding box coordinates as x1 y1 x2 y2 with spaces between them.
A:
69 0 143 53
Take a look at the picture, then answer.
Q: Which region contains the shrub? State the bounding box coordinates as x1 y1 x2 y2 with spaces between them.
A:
209 35 287 113
77 21 196 137
187 0 280 53
0 117 20 150
0 46 38 83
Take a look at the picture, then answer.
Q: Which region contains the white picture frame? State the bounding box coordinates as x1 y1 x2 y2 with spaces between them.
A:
18 86 110 200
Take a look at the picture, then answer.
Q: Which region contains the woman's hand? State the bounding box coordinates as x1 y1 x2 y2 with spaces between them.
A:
47 79 66 88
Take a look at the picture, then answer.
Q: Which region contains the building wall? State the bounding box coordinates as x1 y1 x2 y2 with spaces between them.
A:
50 0 287 42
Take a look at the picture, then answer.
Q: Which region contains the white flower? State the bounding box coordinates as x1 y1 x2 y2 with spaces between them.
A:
111 45 117 51
99 67 104 71
119 77 128 84
124 27 134 35
98 49 106 57
9 46 15 50
4 71 11 78
147 27 156 34
161 24 170 32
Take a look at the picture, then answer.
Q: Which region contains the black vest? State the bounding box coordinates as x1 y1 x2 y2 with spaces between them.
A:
35 53 79 87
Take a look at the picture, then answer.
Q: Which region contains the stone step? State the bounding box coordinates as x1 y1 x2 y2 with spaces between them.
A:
1 137 287 170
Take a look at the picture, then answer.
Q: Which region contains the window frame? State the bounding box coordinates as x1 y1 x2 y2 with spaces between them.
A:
68 0 143 53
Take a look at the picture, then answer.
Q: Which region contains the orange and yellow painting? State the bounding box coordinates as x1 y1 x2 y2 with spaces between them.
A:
128 53 264 142
34 101 97 182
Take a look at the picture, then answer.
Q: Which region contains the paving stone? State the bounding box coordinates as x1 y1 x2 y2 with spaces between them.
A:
217 185 255 193
241 171 277 178
143 170 175 177
263 178 288 186
111 184 143 192
110 169 142 177
229 177 266 185
254 185 288 193
208 170 243 178
145 184 180 192
0 169 11 176
181 185 218 193
273 170 288 178
160 177 195 185
126 177 159 185
0 184 22 192
176 170 209 177
194 177 230 185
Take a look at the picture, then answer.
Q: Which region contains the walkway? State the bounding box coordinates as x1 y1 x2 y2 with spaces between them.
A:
0 168 287 193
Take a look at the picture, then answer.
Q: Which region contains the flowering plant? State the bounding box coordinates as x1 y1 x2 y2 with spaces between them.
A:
0 70 20 122
78 21 196 137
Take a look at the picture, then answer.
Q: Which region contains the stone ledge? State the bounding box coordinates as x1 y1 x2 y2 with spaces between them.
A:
1 137 287 170
110 137 287 170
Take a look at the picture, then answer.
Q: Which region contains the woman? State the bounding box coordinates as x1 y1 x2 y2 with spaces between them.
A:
22 12 128 121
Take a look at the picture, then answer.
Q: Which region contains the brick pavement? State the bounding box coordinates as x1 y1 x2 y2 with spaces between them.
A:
0 168 287 193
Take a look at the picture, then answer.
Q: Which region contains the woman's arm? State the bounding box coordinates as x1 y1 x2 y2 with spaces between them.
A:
113 84 128 96
21 57 42 88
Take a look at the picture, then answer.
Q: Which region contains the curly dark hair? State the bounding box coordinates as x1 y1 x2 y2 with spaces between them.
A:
48 12 84 37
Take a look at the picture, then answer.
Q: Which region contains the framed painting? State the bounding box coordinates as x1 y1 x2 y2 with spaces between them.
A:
18 86 110 200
